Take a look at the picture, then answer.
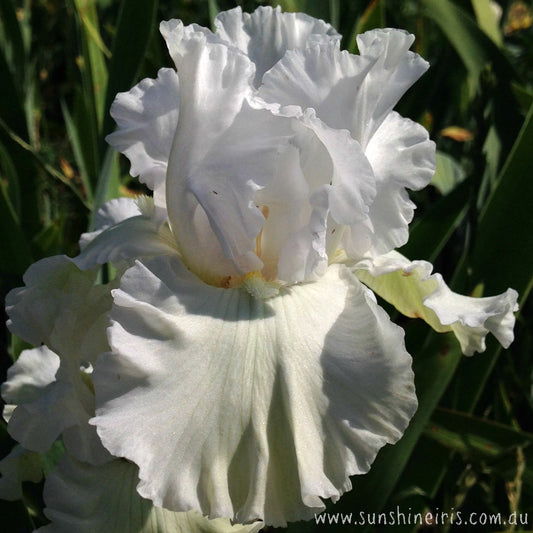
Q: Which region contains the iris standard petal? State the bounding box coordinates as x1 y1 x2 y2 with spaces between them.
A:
259 41 375 132
266 109 376 281
353 111 436 256
277 185 330 283
214 6 340 86
259 44 379 230
355 28 429 148
258 39 434 259
355 251 518 355
105 68 180 207
92 255 416 526
297 110 376 228
161 19 295 283
258 30 428 151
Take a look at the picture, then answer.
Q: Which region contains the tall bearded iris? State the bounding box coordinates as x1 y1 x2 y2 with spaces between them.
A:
1 6 518 531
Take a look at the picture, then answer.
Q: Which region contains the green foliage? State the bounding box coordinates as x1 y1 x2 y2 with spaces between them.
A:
0 1 531 532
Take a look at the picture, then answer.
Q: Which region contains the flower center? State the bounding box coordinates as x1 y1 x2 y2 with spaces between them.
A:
241 271 280 299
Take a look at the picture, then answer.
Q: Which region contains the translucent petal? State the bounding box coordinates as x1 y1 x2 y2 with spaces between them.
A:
160 19 294 283
300 111 376 227
79 198 142 250
258 31 428 149
73 215 178 271
256 107 376 279
253 144 311 281
277 185 330 283
0 445 42 501
352 111 436 256
259 41 375 133
105 68 180 206
37 456 263 533
6 256 99 348
355 28 429 148
2 346 59 409
258 41 433 258
356 251 519 355
92 255 416 526
214 6 340 86
1 346 107 463
5 257 114 463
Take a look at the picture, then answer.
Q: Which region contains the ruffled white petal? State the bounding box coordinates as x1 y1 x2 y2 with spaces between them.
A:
6 259 110 364
214 6 340 86
354 28 429 148
79 197 142 250
259 45 377 229
256 107 376 281
424 280 518 355
3 353 109 464
1 346 107 463
252 143 311 281
2 346 59 412
258 30 428 150
105 68 180 209
74 215 178 271
350 112 436 256
92 255 416 526
5 257 113 463
277 185 330 282
37 456 263 533
355 251 518 355
160 19 294 283
6 256 98 348
0 445 42 501
258 39 433 258
298 110 376 227
259 41 375 132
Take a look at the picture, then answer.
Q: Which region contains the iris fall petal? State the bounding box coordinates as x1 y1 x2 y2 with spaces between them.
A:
92 255 416 526
37 455 263 533
0 446 43 501
5 257 113 463
356 251 519 355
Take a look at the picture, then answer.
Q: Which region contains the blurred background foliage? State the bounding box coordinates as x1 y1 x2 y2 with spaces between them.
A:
0 0 532 531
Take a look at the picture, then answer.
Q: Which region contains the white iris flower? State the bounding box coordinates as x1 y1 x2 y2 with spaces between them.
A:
1 6 518 531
